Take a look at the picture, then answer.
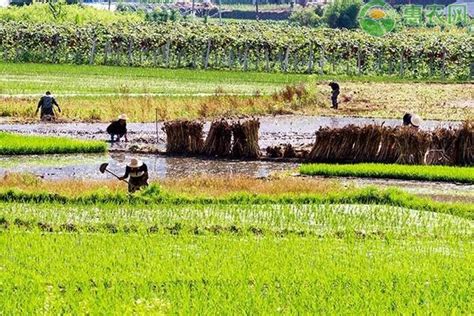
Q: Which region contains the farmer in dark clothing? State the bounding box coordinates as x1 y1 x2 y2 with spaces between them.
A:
329 81 340 109
106 114 128 142
402 113 422 128
36 91 61 121
119 158 149 193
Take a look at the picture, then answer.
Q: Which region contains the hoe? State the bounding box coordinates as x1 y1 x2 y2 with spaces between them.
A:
99 163 129 184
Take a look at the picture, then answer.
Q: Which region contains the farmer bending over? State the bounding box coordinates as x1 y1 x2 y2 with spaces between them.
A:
119 158 149 193
36 91 61 121
402 113 422 129
329 81 340 109
107 114 128 142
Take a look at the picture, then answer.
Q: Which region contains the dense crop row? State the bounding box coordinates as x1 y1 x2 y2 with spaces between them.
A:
0 132 107 154
1 202 471 238
0 21 472 79
300 163 474 184
1 200 473 313
1 185 472 219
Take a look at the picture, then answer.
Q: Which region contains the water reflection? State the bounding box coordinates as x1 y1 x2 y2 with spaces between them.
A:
0 153 299 180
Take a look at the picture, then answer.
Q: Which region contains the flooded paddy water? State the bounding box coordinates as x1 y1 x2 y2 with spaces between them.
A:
0 115 461 150
0 115 470 201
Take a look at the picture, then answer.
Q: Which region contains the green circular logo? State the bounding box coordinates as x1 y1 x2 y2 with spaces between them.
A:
358 0 396 37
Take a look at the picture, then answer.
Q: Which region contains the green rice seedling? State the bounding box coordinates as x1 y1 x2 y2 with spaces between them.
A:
1 202 472 239
1 184 473 313
300 163 474 184
1 63 472 122
0 132 107 155
1 185 472 219
1 230 472 314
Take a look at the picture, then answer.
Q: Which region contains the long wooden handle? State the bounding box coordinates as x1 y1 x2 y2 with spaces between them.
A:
105 169 129 184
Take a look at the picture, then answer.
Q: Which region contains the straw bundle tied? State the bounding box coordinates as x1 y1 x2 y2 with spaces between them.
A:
161 118 472 165
203 119 232 157
266 144 309 159
309 125 389 163
163 120 204 154
266 145 283 158
376 127 398 163
231 118 260 159
426 128 457 165
308 123 473 166
395 127 431 165
455 120 474 165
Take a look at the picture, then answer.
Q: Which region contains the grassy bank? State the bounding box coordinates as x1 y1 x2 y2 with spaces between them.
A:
300 163 474 184
0 132 106 155
0 63 472 122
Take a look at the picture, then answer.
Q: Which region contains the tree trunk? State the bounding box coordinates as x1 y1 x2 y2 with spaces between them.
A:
89 36 97 65
127 40 133 66
307 43 314 73
204 39 211 69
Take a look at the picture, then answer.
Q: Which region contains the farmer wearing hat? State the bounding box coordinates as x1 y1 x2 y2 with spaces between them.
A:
119 158 149 193
402 113 422 129
36 91 61 121
329 81 340 109
107 114 128 142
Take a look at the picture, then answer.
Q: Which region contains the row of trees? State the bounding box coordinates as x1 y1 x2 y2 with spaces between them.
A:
0 21 471 78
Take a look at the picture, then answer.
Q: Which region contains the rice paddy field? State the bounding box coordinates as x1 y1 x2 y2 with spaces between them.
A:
0 132 107 155
0 63 472 122
0 42 472 313
300 163 474 184
1 186 473 314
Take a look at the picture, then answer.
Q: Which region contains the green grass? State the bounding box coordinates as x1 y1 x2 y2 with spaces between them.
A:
1 199 471 238
0 62 469 96
1 184 473 313
0 62 472 122
1 197 473 313
1 185 473 220
0 132 107 155
300 163 474 184
0 62 311 96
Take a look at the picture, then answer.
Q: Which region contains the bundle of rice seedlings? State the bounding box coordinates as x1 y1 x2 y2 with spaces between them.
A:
187 121 205 154
454 120 474 165
162 120 204 154
203 119 232 157
266 145 283 158
352 125 385 162
308 124 380 162
330 126 358 162
395 127 431 165
231 118 261 159
308 127 339 161
376 127 399 163
426 127 457 165
282 143 296 158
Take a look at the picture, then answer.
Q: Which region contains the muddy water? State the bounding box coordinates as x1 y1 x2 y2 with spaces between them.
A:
0 115 469 199
0 115 461 150
1 153 471 199
0 153 299 180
